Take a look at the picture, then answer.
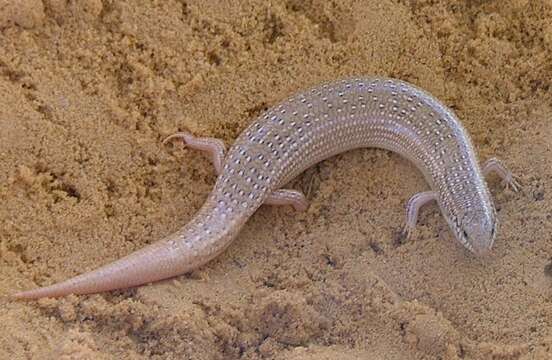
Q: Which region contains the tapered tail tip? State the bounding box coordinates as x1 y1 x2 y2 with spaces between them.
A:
11 290 39 301
10 286 63 300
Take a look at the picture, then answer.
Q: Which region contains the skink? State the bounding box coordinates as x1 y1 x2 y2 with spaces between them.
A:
14 77 519 300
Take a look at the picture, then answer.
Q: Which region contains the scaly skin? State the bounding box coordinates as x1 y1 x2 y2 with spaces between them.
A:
13 77 519 300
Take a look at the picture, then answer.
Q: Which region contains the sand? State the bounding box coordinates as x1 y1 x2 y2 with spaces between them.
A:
1 0 551 359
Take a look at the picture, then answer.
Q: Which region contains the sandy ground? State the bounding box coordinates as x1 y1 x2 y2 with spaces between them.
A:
1 0 551 359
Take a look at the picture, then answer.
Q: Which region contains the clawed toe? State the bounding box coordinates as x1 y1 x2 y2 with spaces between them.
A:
500 175 521 192
508 176 521 192
401 226 414 241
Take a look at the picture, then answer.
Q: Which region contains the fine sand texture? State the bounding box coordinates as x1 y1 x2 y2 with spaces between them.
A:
1 1 552 359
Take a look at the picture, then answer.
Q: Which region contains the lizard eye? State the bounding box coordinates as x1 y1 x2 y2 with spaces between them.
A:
462 229 468 239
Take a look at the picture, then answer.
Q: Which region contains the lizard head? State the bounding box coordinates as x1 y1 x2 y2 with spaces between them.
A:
457 208 497 257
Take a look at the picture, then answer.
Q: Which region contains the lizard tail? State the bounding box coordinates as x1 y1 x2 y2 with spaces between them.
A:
13 201 248 300
13 236 188 299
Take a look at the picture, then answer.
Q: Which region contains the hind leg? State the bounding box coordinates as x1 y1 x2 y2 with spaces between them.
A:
164 132 308 211
164 132 227 175
265 189 309 211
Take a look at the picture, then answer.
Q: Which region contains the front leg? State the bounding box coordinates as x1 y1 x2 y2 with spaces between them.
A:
482 158 521 192
400 191 438 240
